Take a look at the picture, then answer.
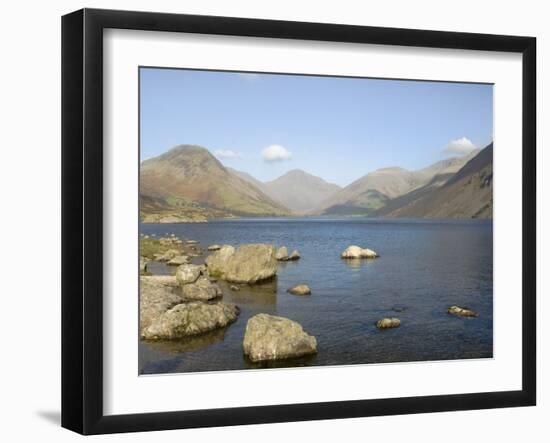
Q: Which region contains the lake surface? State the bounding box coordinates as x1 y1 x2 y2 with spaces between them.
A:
139 217 493 374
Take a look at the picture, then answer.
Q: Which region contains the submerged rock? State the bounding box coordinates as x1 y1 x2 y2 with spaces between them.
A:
448 305 479 317
206 244 277 284
230 285 240 291
376 317 401 329
182 276 222 301
287 284 311 295
341 245 379 259
167 255 189 266
243 314 317 362
141 302 240 340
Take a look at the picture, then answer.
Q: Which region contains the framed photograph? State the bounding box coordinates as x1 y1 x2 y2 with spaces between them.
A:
61 8 536 435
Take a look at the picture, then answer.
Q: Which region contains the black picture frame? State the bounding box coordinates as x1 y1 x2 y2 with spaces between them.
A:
61 8 536 435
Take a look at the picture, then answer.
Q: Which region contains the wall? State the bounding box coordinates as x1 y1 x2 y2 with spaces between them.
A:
0 0 545 441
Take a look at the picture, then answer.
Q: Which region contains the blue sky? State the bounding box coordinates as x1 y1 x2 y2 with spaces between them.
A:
140 68 493 187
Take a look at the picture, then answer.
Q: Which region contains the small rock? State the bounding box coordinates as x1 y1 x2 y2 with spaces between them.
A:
140 256 149 273
208 244 221 251
288 250 300 261
167 255 189 266
275 246 289 261
175 264 203 286
287 284 311 295
243 314 317 362
448 305 479 317
154 249 181 262
186 240 199 244
230 285 240 291
376 318 401 329
341 245 379 259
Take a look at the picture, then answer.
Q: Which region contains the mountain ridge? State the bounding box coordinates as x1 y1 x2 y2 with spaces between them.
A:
140 144 492 221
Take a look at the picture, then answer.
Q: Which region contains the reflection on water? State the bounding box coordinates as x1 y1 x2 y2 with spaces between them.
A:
142 328 227 354
139 218 493 374
219 279 278 308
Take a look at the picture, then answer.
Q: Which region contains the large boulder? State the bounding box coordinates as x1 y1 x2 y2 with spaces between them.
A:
182 277 222 301
141 302 240 340
448 305 479 317
206 244 277 284
243 314 317 362
175 264 203 286
341 245 379 259
139 277 185 333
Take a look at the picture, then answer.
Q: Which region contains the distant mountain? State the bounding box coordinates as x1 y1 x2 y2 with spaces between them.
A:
376 144 492 219
262 169 341 213
311 151 479 215
230 168 342 214
140 145 290 220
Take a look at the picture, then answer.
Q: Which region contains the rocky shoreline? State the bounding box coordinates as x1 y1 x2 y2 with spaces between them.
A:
139 234 479 364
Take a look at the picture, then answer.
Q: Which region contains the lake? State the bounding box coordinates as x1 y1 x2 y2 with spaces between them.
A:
139 217 493 374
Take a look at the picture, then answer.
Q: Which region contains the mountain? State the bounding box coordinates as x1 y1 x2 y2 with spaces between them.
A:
262 169 342 213
140 145 290 220
375 144 493 218
227 168 268 193
311 151 479 215
230 168 342 214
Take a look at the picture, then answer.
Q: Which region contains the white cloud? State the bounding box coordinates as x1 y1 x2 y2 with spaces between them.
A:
443 137 477 156
214 149 242 159
261 145 292 163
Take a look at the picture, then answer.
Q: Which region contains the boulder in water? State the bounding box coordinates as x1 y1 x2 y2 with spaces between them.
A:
376 317 401 329
141 302 239 340
287 284 311 295
206 244 277 284
288 250 301 261
448 305 479 317
341 245 379 259
275 246 289 261
243 314 317 362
